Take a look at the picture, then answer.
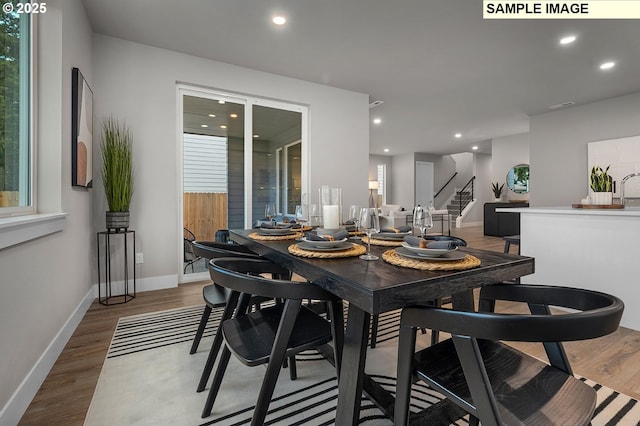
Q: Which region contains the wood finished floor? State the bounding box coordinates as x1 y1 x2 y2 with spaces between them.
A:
18 226 640 425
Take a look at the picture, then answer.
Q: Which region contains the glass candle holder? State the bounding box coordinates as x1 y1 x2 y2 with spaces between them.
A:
319 185 342 230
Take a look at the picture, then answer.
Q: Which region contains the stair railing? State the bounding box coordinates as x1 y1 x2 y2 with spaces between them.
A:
434 172 458 200
457 176 476 217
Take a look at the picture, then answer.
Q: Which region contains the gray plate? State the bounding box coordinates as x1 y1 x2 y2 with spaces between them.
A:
256 228 296 236
371 232 410 241
395 246 467 261
297 241 354 252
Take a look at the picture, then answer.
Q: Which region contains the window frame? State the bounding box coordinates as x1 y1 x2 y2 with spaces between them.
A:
0 9 35 217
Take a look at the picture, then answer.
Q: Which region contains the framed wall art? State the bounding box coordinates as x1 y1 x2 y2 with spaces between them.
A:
71 67 93 188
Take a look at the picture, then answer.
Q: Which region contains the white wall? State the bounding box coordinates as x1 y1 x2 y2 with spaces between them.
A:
0 0 95 421
530 91 640 206
92 35 370 282
491 133 530 201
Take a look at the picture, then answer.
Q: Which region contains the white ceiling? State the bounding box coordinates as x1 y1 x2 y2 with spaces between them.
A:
81 0 640 156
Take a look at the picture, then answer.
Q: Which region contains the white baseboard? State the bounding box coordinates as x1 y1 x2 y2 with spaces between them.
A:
0 287 94 426
1 274 178 425
90 274 178 298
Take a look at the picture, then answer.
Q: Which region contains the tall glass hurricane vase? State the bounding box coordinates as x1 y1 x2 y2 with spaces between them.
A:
359 207 380 261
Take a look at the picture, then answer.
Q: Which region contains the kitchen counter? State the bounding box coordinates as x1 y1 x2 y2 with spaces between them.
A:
499 206 640 330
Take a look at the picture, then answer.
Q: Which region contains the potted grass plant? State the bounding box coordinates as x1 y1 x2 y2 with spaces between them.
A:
590 165 612 205
101 117 133 231
491 182 504 201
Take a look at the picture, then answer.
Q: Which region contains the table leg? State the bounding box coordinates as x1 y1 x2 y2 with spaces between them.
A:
335 304 370 426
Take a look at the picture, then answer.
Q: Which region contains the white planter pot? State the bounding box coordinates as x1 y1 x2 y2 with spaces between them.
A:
591 192 612 205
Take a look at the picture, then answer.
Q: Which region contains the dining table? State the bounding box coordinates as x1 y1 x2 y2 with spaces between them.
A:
230 229 535 425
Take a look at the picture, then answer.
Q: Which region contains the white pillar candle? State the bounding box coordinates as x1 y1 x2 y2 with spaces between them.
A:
323 205 340 229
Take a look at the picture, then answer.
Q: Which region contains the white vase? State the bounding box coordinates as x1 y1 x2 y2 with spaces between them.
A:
591 192 612 205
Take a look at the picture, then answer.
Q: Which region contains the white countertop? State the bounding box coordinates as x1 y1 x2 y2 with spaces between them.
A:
498 206 640 217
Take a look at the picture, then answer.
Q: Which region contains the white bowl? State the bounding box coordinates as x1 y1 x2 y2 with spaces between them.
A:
400 241 457 257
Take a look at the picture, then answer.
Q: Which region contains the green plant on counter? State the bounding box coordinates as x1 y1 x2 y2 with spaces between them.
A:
590 165 612 192
101 117 133 212
491 182 504 198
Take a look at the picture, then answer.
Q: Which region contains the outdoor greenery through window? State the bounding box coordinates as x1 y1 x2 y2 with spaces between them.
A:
1 2 32 213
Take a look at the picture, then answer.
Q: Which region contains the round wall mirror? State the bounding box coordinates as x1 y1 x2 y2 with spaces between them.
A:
506 164 530 194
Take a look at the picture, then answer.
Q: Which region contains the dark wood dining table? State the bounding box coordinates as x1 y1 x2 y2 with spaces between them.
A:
230 229 535 425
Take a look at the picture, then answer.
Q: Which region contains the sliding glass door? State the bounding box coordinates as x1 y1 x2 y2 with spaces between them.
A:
178 87 307 280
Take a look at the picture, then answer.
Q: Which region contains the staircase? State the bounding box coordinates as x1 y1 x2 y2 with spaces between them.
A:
447 190 472 217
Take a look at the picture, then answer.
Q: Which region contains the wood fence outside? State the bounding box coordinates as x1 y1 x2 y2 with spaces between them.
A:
183 192 228 241
0 191 18 207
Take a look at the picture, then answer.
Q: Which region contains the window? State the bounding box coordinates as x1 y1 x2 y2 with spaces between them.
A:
1 5 32 214
376 163 386 205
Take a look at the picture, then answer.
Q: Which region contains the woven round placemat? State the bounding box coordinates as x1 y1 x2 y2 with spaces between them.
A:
288 243 366 258
249 232 304 241
361 236 404 247
382 249 481 271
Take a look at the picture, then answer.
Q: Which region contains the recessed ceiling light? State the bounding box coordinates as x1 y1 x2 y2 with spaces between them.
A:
600 61 616 70
472 146 478 150
220 125 227 129
548 101 575 109
454 133 462 138
200 124 208 128
560 35 577 45
373 118 382 125
253 134 259 138
230 113 238 118
369 100 384 108
272 15 286 25
218 100 226 104
383 148 389 153
208 114 216 118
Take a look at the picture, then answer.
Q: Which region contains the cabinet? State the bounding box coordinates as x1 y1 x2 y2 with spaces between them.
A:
483 202 528 237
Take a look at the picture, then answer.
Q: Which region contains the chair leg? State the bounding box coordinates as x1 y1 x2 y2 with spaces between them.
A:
469 416 480 426
394 325 417 425
251 300 302 426
201 345 232 418
504 240 511 253
196 324 225 392
197 291 241 393
288 356 297 380
190 305 212 354
370 315 379 348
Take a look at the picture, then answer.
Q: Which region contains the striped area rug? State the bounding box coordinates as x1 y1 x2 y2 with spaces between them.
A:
85 305 640 426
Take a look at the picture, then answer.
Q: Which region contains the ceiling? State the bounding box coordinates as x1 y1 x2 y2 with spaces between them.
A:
82 0 640 156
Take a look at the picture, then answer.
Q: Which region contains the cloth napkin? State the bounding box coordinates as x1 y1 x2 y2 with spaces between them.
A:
305 230 349 241
380 225 411 233
403 235 457 250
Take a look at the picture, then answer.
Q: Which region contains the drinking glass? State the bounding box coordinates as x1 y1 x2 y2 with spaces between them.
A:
359 207 380 261
413 205 433 238
294 204 307 226
309 204 320 227
265 203 277 225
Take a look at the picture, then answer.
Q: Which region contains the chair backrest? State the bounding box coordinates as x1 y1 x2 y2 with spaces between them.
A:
401 283 623 343
184 228 198 262
192 241 259 260
209 258 338 302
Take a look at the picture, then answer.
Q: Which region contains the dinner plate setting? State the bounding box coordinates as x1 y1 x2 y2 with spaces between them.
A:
299 237 350 249
297 239 353 252
395 246 466 261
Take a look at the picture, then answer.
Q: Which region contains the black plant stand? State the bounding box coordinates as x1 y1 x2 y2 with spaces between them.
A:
97 229 136 305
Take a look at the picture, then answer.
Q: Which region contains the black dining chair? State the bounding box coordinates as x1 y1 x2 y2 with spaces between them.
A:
201 257 344 424
183 227 202 273
394 283 624 426
190 241 299 394
189 241 261 355
369 235 467 349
